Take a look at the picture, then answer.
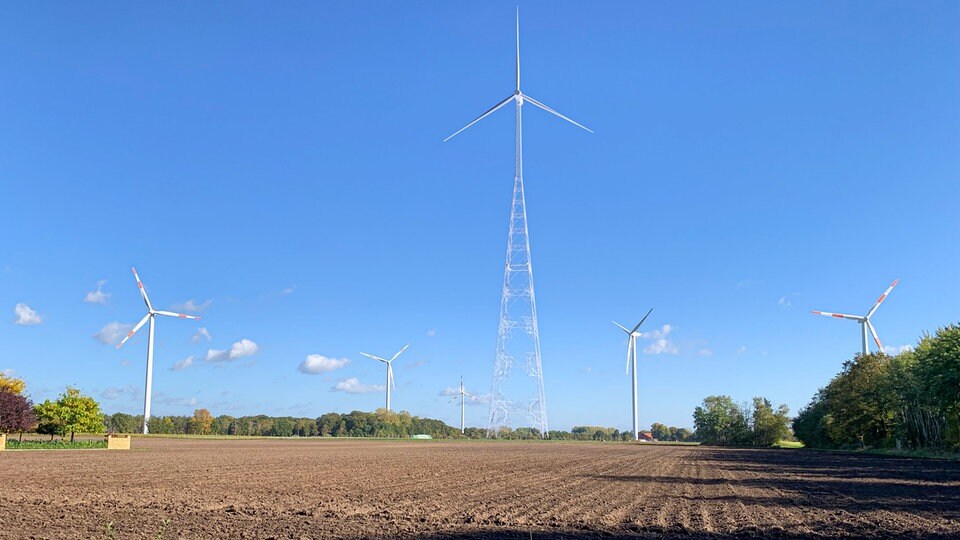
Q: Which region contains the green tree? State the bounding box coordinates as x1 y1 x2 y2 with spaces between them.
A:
914 325 960 446
650 423 671 441
751 397 791 447
35 387 104 442
106 412 138 433
693 395 750 446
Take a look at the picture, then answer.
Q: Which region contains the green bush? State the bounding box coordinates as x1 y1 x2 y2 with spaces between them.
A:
6 439 107 450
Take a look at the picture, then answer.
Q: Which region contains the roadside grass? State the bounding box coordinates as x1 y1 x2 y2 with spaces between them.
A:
773 440 804 449
6 439 107 450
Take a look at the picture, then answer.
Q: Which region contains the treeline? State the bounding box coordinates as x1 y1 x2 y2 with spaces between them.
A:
793 324 960 450
102 409 462 439
4 373 703 442
692 395 791 446
103 412 695 442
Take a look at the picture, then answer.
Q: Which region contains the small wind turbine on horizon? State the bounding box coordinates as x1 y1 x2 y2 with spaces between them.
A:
116 267 201 434
811 279 900 356
360 344 409 412
449 377 478 434
613 308 653 442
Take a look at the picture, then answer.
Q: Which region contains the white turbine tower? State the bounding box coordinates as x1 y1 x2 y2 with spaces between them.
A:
445 9 591 437
812 279 900 355
613 308 653 441
449 377 478 434
116 267 201 434
360 344 408 412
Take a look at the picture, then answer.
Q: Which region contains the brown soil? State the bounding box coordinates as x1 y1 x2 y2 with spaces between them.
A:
1 438 958 539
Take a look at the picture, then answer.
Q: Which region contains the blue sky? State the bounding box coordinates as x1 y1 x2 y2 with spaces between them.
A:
1 2 957 431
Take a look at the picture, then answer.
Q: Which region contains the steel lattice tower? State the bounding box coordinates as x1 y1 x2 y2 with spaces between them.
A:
444 11 592 438
486 92 548 436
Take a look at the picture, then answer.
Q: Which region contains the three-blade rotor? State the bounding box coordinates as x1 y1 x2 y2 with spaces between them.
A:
811 279 899 353
613 308 653 374
360 343 409 389
117 267 202 349
443 9 592 143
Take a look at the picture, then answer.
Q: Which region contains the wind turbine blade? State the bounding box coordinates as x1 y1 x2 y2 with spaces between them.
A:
867 321 884 353
360 352 388 363
523 94 593 133
612 321 630 333
116 313 151 349
389 343 410 363
625 337 633 375
866 279 900 318
630 308 654 335
388 364 396 389
449 395 459 404
154 310 201 320
443 94 515 142
515 6 521 91
811 310 863 321
131 267 153 312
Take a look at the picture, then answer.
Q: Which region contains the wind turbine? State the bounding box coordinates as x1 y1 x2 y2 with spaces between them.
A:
613 309 653 441
445 9 591 437
811 279 899 355
116 267 201 434
360 344 408 412
449 377 477 434
444 9 593 143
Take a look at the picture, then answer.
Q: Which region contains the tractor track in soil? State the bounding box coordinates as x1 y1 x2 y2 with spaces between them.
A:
1 438 959 539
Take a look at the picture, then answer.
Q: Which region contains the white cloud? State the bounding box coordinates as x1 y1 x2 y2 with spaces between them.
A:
737 345 748 354
94 322 133 345
298 355 350 374
1 369 16 377
280 287 295 296
206 338 259 363
426 328 437 337
84 280 111 304
331 377 383 394
191 327 212 343
883 345 913 355
101 385 139 401
176 299 212 312
120 360 132 367
155 393 199 407
698 349 714 356
229 339 258 358
14 303 42 325
641 324 678 355
171 356 194 371
777 296 791 308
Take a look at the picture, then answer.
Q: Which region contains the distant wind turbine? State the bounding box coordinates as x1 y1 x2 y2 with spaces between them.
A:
116 267 201 434
360 344 409 412
811 279 899 355
613 308 653 441
449 377 478 434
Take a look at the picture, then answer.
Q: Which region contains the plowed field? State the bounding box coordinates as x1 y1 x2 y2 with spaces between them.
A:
2 438 959 539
